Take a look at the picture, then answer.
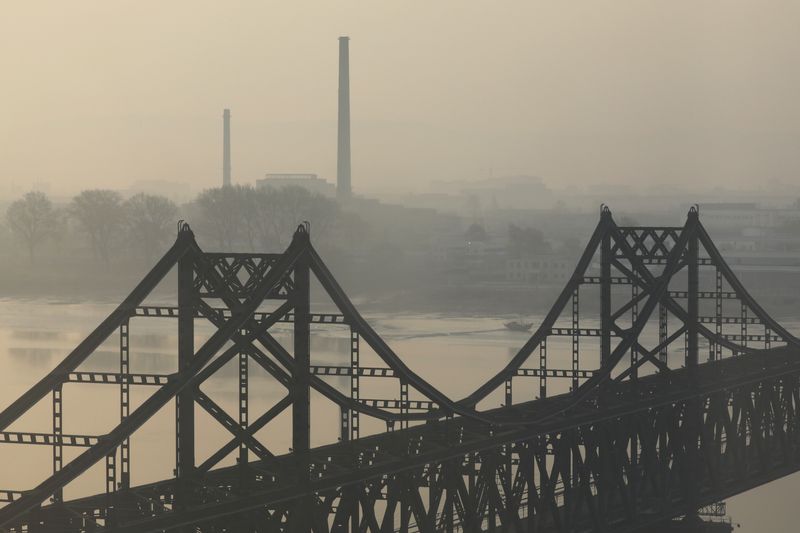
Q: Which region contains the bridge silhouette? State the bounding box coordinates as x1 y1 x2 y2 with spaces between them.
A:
1 207 799 532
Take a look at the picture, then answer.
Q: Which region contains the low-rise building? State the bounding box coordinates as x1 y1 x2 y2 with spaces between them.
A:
506 255 572 285
256 173 336 198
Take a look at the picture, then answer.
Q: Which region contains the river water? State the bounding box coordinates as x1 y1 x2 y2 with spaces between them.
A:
0 298 797 531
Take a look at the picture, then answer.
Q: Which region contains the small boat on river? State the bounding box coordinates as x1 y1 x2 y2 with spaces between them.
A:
504 321 534 332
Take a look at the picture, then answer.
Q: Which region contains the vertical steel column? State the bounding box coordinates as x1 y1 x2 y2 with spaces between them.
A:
658 303 668 364
290 229 311 533
339 405 349 442
119 321 130 489
52 385 63 503
105 453 116 494
351 484 360 533
538 339 547 399
571 288 579 392
685 210 701 514
600 227 612 369
684 330 689 367
740 302 748 355
714 268 723 361
175 246 195 507
765 325 772 350
686 214 699 369
105 450 117 526
292 230 311 454
504 377 512 407
631 282 639 379
400 380 409 429
630 279 640 500
350 329 360 440
238 347 248 468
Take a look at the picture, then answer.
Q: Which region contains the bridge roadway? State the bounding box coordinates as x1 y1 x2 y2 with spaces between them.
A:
16 344 800 532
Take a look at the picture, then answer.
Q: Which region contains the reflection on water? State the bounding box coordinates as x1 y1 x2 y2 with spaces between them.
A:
0 299 799 529
8 347 57 362
11 330 68 341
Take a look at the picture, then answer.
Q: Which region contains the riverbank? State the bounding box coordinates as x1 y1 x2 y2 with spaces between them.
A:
2 255 800 319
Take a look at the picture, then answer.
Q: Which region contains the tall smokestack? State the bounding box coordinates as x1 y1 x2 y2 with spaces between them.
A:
336 37 351 199
222 108 231 187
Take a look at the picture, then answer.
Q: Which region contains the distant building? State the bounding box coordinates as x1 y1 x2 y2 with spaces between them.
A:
697 202 800 232
256 174 336 198
404 175 554 217
506 255 572 285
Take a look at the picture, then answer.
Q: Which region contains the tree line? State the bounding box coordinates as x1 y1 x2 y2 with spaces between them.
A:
3 185 345 264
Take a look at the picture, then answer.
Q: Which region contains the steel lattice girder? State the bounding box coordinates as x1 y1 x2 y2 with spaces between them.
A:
7 345 800 533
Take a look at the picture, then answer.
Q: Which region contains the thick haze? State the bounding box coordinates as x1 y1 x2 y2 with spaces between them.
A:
2 1 799 198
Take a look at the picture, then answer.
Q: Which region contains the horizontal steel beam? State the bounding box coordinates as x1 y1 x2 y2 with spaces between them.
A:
0 491 22 504
0 432 99 447
668 290 739 299
722 333 782 342
201 252 282 260
581 276 632 285
310 366 396 377
359 399 437 411
515 368 596 378
549 327 616 337
134 306 346 325
65 372 172 386
615 256 714 265
698 316 762 325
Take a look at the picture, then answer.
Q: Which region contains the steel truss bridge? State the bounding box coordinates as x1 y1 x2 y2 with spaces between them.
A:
1 207 800 532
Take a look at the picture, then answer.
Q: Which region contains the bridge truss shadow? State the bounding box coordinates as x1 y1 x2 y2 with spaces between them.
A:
1 207 799 532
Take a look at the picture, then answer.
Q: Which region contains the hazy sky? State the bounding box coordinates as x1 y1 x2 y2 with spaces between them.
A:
1 1 799 198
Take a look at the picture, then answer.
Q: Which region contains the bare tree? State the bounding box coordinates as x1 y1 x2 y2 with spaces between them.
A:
192 185 341 251
253 186 339 248
5 191 59 263
194 186 244 250
124 193 178 261
70 189 124 262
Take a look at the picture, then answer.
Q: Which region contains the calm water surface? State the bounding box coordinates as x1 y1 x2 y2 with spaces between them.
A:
0 298 798 530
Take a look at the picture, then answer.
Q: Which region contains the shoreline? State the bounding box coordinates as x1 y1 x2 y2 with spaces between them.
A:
2 283 799 322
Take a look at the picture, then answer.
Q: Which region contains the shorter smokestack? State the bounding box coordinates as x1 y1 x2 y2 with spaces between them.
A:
336 37 351 199
223 109 231 187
